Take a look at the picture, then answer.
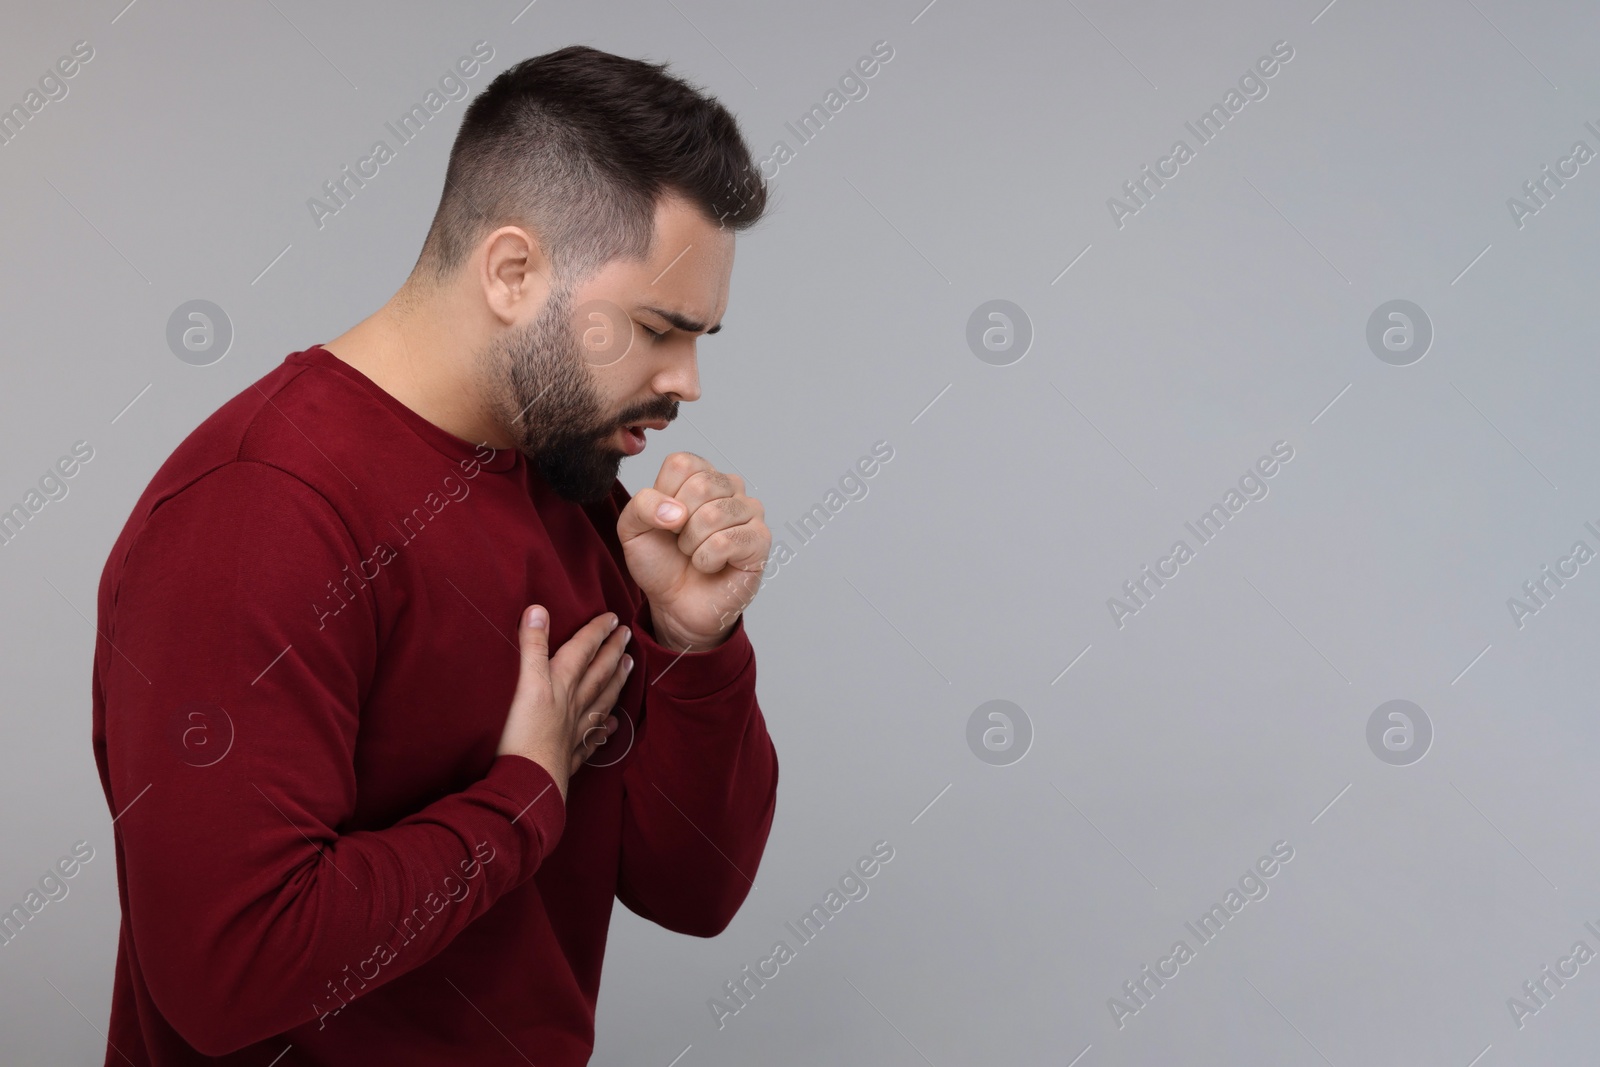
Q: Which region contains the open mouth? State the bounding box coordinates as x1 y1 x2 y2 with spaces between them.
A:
616 418 668 456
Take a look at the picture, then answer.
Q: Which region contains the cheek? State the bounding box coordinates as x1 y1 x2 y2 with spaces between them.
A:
588 368 631 421
599 352 659 405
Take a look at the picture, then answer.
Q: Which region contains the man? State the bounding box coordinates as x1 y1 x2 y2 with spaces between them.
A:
91 45 778 1065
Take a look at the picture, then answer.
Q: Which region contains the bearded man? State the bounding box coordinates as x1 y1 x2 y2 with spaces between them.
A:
91 43 777 1066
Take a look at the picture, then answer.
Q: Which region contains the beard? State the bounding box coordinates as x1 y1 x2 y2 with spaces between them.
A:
479 284 677 504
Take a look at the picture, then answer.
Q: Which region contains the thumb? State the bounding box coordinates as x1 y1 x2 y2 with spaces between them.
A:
515 605 552 695
498 605 558 766
617 488 688 546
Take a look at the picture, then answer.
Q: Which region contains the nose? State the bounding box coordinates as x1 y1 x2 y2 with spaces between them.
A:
654 347 701 403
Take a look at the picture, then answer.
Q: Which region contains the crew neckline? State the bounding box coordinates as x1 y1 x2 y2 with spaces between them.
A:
293 343 521 473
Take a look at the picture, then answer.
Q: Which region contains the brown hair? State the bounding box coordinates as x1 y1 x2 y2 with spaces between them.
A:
413 44 768 290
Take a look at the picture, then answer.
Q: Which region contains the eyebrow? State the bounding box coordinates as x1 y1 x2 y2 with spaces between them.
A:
639 305 721 335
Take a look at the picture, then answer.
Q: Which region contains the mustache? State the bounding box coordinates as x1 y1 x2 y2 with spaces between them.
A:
613 398 679 429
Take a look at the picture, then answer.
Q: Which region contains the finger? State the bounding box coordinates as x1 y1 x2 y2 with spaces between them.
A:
677 493 762 560
570 624 630 714
549 610 620 690
570 710 604 773
666 465 738 524
589 654 633 725
617 485 691 547
574 654 631 752
681 524 755 574
572 706 612 754
572 714 619 773
651 451 718 501
575 708 619 759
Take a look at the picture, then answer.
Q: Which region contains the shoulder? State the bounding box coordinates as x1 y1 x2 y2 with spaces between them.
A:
127 460 359 572
128 351 402 538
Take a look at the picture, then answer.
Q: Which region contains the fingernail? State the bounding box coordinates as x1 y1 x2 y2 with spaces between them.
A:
622 654 634 672
607 613 618 630
618 626 630 644
657 501 683 522
526 606 546 629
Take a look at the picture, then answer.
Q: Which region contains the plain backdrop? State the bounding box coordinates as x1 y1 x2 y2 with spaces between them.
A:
4 1 1600 1064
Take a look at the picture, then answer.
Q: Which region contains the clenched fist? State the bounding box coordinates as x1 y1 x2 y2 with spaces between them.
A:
617 452 770 652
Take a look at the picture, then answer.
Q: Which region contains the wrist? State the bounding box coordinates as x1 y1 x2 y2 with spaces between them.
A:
645 606 731 654
504 747 569 800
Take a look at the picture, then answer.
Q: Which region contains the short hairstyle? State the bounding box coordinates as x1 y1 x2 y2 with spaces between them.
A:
414 44 768 290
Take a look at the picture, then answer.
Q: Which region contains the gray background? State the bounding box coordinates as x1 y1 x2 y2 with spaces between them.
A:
3 0 1598 1063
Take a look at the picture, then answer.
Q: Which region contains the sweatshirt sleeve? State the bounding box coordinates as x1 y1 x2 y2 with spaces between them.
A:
615 601 779 937
98 461 566 1057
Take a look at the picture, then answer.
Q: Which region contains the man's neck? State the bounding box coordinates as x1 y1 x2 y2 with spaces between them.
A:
322 296 512 450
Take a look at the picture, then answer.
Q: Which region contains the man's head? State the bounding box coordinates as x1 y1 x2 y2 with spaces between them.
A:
407 45 768 502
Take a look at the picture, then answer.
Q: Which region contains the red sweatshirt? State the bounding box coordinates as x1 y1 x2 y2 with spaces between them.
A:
90 343 779 1065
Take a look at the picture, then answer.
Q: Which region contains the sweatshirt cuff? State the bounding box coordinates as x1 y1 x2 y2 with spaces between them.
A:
474 754 567 883
633 606 754 698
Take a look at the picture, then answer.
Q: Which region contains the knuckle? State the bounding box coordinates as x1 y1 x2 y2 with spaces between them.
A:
695 528 738 567
679 466 729 499
666 451 703 476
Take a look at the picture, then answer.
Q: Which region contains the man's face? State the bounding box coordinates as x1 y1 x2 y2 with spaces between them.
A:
480 193 736 504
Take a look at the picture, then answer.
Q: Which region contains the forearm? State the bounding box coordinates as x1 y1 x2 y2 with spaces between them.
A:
617 612 779 936
113 750 564 1054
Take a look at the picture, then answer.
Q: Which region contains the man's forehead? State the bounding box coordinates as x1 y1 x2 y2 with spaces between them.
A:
571 197 733 324
631 210 733 323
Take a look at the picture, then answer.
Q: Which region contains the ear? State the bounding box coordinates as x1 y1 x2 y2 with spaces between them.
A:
480 225 554 326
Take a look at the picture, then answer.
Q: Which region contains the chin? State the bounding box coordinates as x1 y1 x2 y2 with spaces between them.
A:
537 451 623 504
